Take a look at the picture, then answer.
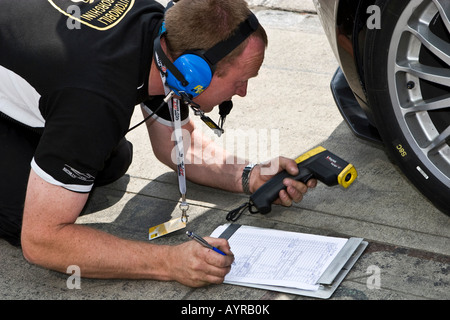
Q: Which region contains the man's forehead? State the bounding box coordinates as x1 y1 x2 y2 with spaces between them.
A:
239 37 265 73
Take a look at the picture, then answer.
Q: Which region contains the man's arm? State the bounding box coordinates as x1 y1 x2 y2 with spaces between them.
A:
21 169 234 286
144 111 316 205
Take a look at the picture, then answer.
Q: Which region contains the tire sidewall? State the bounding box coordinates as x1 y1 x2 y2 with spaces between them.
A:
364 0 450 214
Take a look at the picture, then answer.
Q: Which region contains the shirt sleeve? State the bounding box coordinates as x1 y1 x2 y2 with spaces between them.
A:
141 95 189 127
32 88 133 193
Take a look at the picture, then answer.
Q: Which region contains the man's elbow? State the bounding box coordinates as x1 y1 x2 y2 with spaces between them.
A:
153 147 176 171
21 228 48 266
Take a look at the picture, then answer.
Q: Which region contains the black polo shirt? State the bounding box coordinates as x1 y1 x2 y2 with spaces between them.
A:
0 0 186 192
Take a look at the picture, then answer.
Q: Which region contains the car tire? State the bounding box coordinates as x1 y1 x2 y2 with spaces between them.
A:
364 0 450 215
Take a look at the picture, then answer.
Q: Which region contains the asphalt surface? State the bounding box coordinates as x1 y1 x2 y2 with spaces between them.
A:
1 0 449 305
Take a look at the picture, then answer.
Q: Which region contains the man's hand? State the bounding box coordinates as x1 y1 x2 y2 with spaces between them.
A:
248 156 317 207
166 237 234 287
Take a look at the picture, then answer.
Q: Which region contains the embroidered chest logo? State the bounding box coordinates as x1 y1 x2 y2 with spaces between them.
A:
48 0 135 31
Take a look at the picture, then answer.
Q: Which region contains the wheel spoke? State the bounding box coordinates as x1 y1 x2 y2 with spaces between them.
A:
424 125 450 153
404 94 450 114
397 62 450 87
433 0 450 34
407 22 450 66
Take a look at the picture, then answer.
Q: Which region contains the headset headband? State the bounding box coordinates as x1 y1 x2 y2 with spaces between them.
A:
203 12 259 66
154 36 189 86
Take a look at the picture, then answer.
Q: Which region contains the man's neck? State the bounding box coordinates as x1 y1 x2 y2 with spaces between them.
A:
147 57 166 97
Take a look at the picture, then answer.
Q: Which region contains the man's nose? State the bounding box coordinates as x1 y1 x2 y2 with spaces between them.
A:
235 81 248 97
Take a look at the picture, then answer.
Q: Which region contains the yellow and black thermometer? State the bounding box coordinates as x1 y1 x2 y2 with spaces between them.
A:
227 146 358 220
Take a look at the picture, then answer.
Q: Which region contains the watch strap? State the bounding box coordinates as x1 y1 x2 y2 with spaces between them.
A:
242 163 256 194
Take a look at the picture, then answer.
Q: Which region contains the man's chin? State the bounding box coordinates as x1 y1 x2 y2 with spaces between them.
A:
192 102 214 113
201 105 215 113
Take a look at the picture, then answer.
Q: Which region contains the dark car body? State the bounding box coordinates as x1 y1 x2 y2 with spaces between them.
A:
313 0 382 143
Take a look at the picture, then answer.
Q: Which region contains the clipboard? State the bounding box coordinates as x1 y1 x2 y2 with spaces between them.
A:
214 224 368 299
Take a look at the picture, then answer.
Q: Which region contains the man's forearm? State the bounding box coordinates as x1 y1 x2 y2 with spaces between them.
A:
145 116 250 193
184 128 247 193
186 161 246 193
23 223 172 280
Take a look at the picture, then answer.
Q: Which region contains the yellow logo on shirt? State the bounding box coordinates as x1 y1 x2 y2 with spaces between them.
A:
48 0 135 31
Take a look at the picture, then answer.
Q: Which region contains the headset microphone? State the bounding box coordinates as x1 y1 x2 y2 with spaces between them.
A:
218 100 233 129
179 92 229 137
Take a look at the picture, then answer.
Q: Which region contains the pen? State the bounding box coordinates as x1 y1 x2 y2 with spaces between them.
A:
186 231 226 256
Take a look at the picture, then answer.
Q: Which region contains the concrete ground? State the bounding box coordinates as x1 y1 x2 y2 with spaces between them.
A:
1 0 449 306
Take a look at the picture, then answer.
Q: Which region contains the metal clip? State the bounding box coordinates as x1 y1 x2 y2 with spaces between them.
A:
180 194 189 223
180 202 189 223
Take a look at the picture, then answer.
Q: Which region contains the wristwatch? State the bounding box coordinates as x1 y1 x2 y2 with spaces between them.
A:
242 163 256 194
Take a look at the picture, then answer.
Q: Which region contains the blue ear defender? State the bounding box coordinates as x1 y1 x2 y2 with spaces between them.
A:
166 53 214 98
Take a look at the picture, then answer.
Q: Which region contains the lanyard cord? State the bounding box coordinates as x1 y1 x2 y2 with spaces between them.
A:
154 50 190 222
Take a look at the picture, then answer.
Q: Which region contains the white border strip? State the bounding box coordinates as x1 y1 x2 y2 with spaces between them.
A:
31 158 93 193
